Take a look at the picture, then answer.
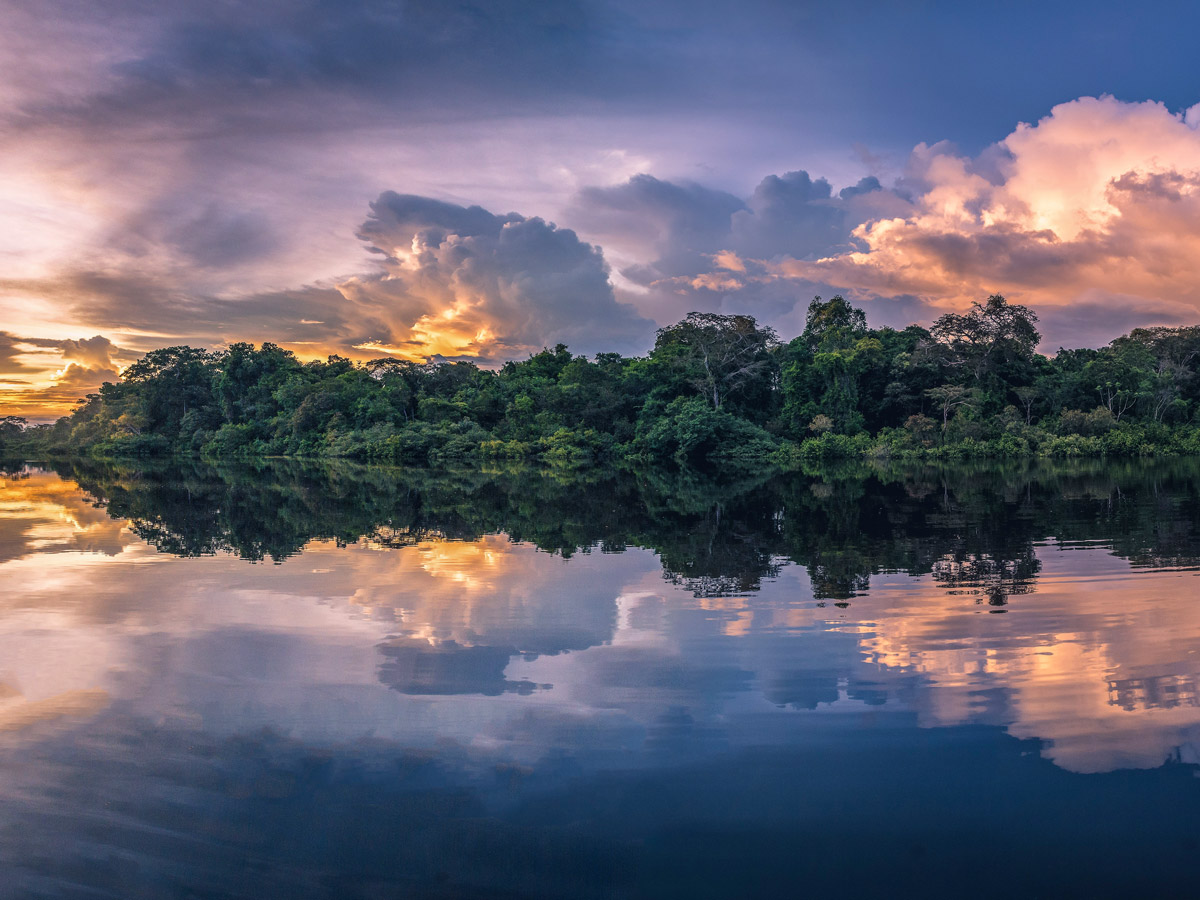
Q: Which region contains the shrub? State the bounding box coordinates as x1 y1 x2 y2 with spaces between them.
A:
799 432 869 461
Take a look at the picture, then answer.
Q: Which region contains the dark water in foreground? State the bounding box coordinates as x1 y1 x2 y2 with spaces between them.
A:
2 457 1200 898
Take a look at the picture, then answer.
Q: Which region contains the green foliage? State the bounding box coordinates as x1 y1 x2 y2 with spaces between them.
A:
929 294 1041 402
799 432 868 460
651 312 778 415
9 297 1200 471
632 396 778 469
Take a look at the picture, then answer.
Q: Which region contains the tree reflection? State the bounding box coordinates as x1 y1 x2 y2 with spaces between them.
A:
931 551 1040 607
46 456 1200 604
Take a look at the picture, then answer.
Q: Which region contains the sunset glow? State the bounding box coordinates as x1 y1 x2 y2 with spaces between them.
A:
3 4 1200 420
8 6 1200 895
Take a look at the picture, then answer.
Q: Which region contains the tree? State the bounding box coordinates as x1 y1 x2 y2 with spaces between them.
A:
1083 343 1153 422
903 413 937 447
802 295 867 349
925 384 975 428
1118 326 1200 422
121 346 218 436
364 358 424 421
0 415 26 443
1013 386 1039 425
808 414 834 434
780 296 881 435
930 294 1040 391
809 335 881 433
652 313 779 411
214 342 300 425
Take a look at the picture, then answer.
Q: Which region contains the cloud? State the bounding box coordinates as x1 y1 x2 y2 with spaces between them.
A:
573 170 907 275
566 97 1200 348
114 202 279 269
4 0 670 140
346 192 654 361
728 171 905 261
45 334 120 371
0 332 40 377
571 175 746 284
0 331 124 418
0 191 656 415
569 168 912 329
771 96 1200 346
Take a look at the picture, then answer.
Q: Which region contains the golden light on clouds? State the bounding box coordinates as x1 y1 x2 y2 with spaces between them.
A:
777 97 1200 320
10 96 1200 419
352 298 500 362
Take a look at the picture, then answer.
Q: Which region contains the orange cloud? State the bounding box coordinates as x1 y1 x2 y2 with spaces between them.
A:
0 331 124 419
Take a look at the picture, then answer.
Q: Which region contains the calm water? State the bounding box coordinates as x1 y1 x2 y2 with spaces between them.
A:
2 458 1200 898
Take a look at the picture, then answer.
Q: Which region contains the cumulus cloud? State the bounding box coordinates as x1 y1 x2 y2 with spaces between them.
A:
0 331 126 418
0 331 121 378
774 96 1200 346
572 175 746 284
569 168 911 329
346 191 654 361
572 170 904 282
0 191 655 416
729 171 905 260
571 97 1200 348
44 335 120 371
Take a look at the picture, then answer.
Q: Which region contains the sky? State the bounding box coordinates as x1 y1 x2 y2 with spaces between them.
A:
3 0 1200 418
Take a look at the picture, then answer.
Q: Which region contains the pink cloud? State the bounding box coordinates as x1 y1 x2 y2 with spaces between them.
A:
768 96 1200 342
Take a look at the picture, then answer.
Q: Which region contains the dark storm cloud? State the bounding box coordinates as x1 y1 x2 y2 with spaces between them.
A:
729 171 907 260
574 169 907 280
728 171 847 260
360 192 518 246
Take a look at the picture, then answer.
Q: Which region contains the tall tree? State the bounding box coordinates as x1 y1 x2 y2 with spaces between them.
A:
652 313 779 412
801 295 867 349
930 294 1040 394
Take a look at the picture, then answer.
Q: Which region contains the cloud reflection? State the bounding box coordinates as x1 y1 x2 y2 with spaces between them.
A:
1 466 1200 779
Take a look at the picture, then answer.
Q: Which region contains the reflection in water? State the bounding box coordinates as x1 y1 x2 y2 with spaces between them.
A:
930 549 1040 606
1 459 1200 896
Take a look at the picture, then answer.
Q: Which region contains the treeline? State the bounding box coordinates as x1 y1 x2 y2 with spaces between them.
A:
6 294 1200 466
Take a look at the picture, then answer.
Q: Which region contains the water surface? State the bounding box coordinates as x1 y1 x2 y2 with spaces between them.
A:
2 458 1200 898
